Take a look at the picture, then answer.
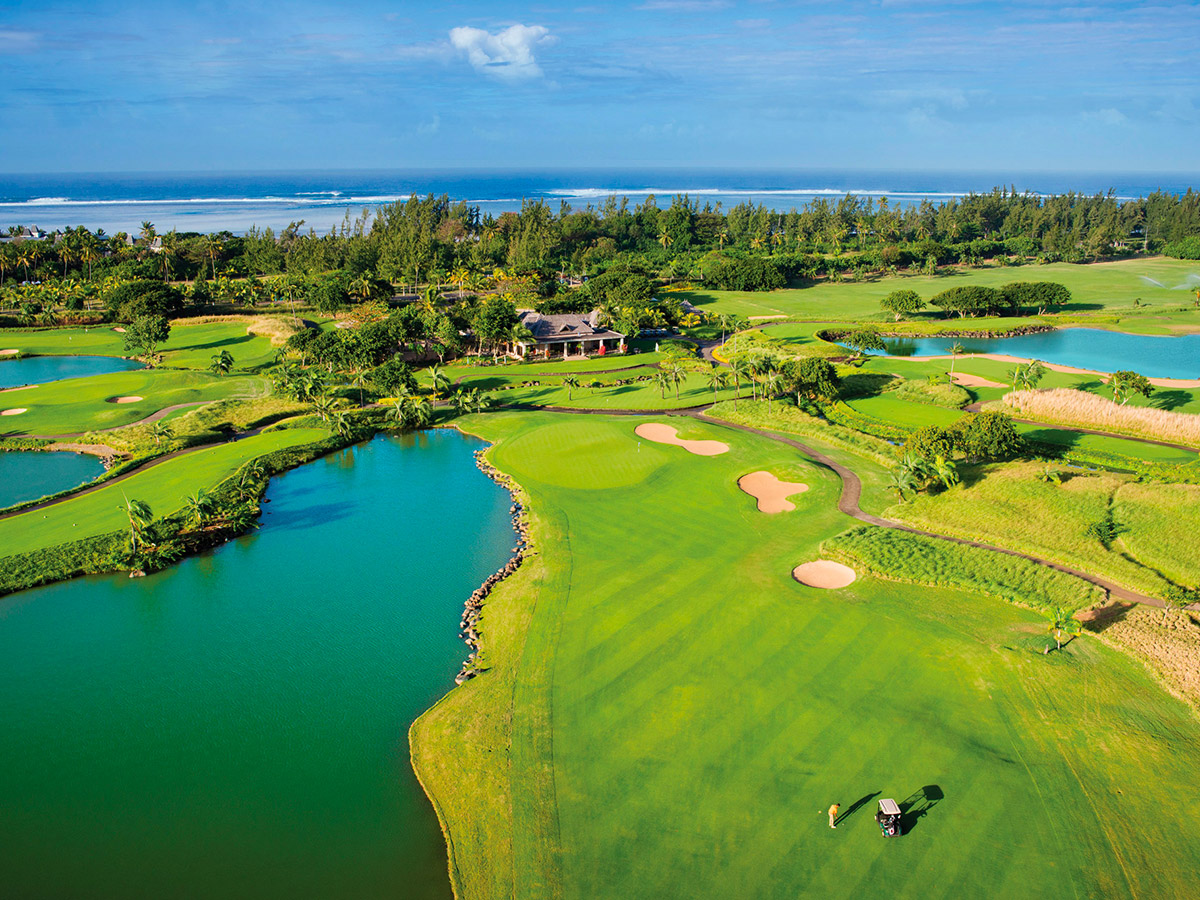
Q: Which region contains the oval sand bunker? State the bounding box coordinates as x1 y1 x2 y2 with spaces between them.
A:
635 422 729 456
739 471 808 513
0 349 18 356
951 373 1007 389
1 408 28 416
792 560 857 589
107 396 144 404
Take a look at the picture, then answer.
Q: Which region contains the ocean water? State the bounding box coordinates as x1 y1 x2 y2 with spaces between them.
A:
0 169 1195 236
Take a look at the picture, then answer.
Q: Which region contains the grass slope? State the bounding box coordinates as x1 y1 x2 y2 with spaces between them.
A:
0 427 328 557
413 411 1200 899
0 369 262 435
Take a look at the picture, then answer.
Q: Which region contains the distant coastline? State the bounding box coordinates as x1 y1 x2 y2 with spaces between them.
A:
1 168 1196 235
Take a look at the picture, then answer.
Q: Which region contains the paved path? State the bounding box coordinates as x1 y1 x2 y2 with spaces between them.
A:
28 401 215 440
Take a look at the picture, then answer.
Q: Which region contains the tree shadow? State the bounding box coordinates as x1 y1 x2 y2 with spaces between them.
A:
839 372 895 399
1150 390 1192 411
1021 428 1080 455
171 335 254 352
899 784 944 833
835 791 880 826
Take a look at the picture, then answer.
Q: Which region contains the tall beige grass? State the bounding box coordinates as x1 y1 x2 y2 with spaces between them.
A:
1004 388 1200 447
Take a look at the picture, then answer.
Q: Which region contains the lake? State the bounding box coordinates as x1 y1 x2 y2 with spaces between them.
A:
874 328 1200 380
0 429 515 899
0 450 105 508
0 354 144 389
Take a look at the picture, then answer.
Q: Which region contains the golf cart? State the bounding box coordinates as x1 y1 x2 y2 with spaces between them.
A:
876 798 902 837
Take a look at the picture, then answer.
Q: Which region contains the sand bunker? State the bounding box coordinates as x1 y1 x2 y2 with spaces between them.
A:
111 327 126 333
951 373 1007 389
792 560 857 589
1 408 28 416
0 349 18 356
738 471 809 513
107 396 144 404
635 422 729 456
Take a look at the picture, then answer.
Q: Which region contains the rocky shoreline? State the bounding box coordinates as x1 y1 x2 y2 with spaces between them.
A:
456 447 530 685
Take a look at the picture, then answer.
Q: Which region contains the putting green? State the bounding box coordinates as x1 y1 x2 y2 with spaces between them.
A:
413 412 1200 899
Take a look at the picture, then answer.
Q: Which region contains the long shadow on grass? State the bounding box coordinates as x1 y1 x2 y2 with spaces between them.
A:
835 791 880 826
171 335 256 353
899 784 944 834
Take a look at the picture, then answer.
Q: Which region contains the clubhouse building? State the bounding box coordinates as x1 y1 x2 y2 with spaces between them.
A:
515 310 626 359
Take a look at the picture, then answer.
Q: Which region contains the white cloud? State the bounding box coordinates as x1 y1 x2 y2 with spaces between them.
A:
1081 107 1127 127
449 24 553 80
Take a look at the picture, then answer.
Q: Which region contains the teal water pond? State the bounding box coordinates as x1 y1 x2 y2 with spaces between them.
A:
0 450 105 508
0 354 143 389
871 328 1200 379
0 429 515 899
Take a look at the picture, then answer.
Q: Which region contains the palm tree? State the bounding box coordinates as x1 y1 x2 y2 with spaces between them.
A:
888 466 919 502
210 350 234 375
427 365 451 398
450 266 471 298
662 360 687 400
184 490 214 528
562 376 580 401
153 420 174 447
658 229 674 251
451 389 472 417
1044 607 1081 652
204 235 223 279
330 410 354 439
653 370 671 399
761 370 783 411
731 355 752 402
947 342 965 379
387 397 409 427
706 369 729 402
932 455 959 489
312 393 338 422
119 495 154 555
405 394 433 427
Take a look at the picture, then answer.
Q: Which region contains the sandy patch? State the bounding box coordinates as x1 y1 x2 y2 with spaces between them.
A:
111 327 126 333
738 470 809 513
47 442 130 458
889 353 1200 389
1 408 28 416
792 560 857 589
107 395 144 404
0 349 18 356
951 372 1008 389
0 385 34 394
635 422 729 456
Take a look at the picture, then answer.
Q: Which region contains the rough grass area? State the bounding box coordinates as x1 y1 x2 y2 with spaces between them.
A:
411 410 1200 900
91 396 309 456
884 378 971 408
1094 607 1200 709
1114 482 1200 588
1005 388 1200 447
893 461 1190 599
824 526 1105 613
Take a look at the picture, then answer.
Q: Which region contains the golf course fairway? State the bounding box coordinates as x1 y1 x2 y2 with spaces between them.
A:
412 411 1200 899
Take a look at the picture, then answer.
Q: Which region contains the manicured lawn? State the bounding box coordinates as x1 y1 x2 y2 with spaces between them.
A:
1 320 282 370
431 351 667 385
413 412 1200 899
456 368 739 410
0 427 328 557
0 369 263 436
678 257 1200 327
846 395 964 429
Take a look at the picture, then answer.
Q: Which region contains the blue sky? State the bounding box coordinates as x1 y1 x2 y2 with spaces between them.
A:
1 0 1198 173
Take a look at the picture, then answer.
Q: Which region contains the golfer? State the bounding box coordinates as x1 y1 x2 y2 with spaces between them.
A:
828 803 840 829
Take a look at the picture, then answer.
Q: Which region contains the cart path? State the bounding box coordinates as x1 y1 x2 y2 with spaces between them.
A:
0 424 273 523
963 401 1199 454
687 411 1180 610
21 401 219 440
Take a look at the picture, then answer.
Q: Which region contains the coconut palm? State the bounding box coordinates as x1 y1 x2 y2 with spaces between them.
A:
209 350 234 375
562 376 580 401
312 392 338 422
152 419 174 447
1044 607 1081 652
657 229 674 251
119 495 154 554
330 410 353 439
451 389 472 417
932 455 959 489
761 370 783 411
888 466 919 502
405 394 433 427
203 235 223 279
427 364 451 398
184 490 214 528
946 342 965 378
653 370 671 400
731 355 751 401
706 369 729 401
